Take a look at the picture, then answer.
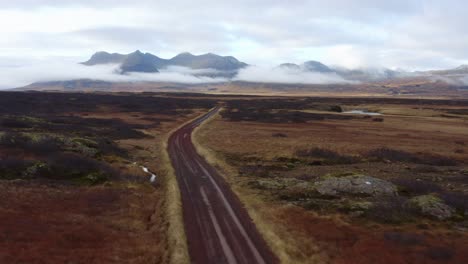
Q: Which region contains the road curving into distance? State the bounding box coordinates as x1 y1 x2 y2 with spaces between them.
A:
168 107 278 264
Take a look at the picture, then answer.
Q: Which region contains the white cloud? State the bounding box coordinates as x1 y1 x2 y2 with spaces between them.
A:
235 66 353 84
0 56 358 89
323 45 378 69
0 58 226 89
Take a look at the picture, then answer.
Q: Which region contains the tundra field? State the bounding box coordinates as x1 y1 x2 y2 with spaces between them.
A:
0 91 215 263
1 91 468 264
194 96 468 264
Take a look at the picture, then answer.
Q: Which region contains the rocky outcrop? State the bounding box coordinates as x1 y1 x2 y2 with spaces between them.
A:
315 175 398 197
409 195 454 220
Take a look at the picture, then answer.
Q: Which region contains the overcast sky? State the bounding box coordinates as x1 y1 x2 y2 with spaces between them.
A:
1 0 468 71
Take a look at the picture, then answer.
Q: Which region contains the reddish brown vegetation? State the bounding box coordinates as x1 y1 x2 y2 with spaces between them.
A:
276 207 468 264
195 96 468 263
0 91 216 263
0 181 164 264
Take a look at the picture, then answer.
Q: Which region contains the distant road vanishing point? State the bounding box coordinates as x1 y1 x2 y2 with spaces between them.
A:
168 107 278 264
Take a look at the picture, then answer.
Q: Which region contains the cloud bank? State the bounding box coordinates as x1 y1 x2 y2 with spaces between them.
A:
0 57 364 89
0 58 227 89
235 66 353 84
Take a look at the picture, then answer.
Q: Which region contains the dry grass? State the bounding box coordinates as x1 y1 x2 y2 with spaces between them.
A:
0 181 167 264
0 107 208 264
142 108 218 264
92 109 209 264
80 109 212 264
195 108 468 162
127 110 207 264
0 91 220 263
193 101 468 264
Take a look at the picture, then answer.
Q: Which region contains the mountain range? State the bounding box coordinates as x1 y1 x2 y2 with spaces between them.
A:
277 61 403 81
81 50 468 83
82 50 248 75
82 51 403 81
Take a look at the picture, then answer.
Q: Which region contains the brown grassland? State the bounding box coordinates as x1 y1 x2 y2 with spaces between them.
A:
2 91 468 264
0 92 214 263
194 97 468 264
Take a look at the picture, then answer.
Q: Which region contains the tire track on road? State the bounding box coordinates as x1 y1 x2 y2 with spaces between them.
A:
168 107 278 264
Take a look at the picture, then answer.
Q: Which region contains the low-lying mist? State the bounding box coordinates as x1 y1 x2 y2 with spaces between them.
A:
2 58 465 90
0 59 227 89
0 57 365 89
235 66 354 84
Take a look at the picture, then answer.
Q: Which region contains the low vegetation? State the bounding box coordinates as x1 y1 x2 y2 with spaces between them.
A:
195 96 468 264
0 91 215 263
296 147 360 165
366 147 458 166
221 108 354 123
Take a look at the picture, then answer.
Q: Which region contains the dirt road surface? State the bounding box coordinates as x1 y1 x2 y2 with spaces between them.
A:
168 107 278 264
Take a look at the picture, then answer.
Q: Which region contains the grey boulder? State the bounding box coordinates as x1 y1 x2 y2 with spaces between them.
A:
315 175 398 197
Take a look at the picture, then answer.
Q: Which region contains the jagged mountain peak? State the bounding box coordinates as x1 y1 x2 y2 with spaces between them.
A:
81 50 248 75
81 51 126 66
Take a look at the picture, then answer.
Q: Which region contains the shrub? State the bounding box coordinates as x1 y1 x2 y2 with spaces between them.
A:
96 138 128 158
372 117 384 122
364 196 417 224
328 105 343 112
0 91 215 116
221 108 353 123
37 153 115 183
412 165 440 173
239 165 276 178
78 172 109 185
426 247 454 261
0 133 62 154
439 192 468 212
418 153 458 166
383 231 424 246
1 117 33 128
272 133 288 138
0 132 31 147
0 158 33 179
366 147 457 166
296 147 360 164
27 135 63 154
367 148 416 162
392 178 442 195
